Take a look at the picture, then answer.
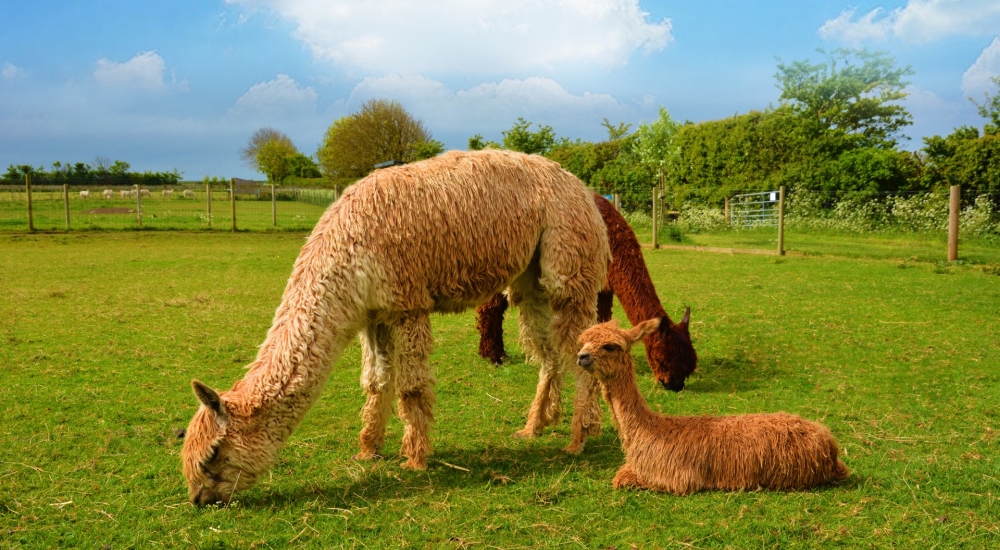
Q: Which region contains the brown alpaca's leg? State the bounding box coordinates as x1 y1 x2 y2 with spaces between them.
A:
394 311 436 470
476 293 509 365
356 322 396 460
511 288 563 438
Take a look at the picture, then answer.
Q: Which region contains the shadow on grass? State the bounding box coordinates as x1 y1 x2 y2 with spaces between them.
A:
683 353 783 394
238 438 626 509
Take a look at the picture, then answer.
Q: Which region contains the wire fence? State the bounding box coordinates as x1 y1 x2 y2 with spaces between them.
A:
0 179 339 232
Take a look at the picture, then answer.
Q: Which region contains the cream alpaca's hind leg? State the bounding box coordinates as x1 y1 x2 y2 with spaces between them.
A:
552 300 602 454
512 289 563 438
394 311 436 470
356 322 397 460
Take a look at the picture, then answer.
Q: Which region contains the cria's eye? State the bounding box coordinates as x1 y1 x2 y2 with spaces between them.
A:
602 344 621 352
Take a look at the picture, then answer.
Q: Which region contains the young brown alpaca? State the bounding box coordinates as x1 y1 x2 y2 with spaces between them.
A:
577 319 849 495
477 194 697 391
181 150 610 505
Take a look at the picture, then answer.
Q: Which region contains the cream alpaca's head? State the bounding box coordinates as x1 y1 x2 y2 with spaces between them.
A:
181 380 273 506
576 319 661 381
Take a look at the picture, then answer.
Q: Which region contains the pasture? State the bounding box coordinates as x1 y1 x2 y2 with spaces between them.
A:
1 231 998 548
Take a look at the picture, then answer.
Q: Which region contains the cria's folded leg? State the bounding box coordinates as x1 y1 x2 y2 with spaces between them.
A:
355 321 396 460
511 285 563 438
612 464 644 489
394 311 435 470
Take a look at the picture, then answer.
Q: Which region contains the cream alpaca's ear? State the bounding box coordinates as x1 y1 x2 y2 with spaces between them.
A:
192 379 228 420
625 318 661 345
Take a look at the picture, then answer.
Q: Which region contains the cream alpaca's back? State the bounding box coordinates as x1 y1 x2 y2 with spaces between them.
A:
577 319 849 495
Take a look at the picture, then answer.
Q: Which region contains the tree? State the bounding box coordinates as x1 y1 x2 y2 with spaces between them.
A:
240 128 295 170
317 99 436 180
256 138 298 183
775 49 914 147
635 107 680 172
501 118 555 155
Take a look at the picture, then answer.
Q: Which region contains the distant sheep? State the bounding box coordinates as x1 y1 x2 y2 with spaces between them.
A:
162 189 174 198
182 189 195 199
120 190 129 198
577 319 849 495
139 189 151 198
79 190 90 199
103 189 113 199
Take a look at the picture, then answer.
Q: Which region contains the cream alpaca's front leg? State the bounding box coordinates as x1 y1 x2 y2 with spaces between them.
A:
565 365 602 454
356 322 396 460
393 311 435 470
512 289 563 438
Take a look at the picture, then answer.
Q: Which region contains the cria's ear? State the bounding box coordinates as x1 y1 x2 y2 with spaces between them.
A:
192 380 226 418
626 318 660 345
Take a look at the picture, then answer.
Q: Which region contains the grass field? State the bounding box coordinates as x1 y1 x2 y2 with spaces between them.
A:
2 231 999 548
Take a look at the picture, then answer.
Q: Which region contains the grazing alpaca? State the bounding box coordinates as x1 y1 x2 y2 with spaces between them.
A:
162 189 174 198
79 190 90 199
183 189 195 199
102 189 113 199
182 150 610 505
477 194 697 391
120 190 128 198
577 319 849 494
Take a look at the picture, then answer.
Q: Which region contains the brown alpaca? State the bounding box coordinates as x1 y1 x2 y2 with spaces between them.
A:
477 194 697 391
181 150 610 505
577 319 849 494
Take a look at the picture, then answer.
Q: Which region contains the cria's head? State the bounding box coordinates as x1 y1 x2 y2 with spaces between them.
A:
180 380 265 506
576 318 661 381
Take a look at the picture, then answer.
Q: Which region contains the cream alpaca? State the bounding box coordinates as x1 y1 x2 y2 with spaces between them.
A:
182 150 610 505
577 319 849 494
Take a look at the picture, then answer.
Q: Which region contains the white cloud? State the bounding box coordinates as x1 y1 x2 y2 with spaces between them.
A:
2 62 26 80
962 37 1000 99
93 51 167 91
819 1 1000 44
230 74 319 118
227 0 672 74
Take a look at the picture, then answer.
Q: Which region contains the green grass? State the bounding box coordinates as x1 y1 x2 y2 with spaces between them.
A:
2 232 999 548
0 195 327 232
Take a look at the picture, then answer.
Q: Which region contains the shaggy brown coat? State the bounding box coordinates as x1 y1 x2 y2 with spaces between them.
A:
577 319 849 495
477 194 697 390
181 150 610 505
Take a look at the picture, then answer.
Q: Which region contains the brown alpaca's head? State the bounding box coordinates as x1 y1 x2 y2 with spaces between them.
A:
576 319 661 382
181 380 271 506
645 307 697 392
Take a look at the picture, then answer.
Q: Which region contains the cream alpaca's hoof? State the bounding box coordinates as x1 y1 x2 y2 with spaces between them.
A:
511 428 539 439
400 458 427 470
562 442 585 455
351 451 382 461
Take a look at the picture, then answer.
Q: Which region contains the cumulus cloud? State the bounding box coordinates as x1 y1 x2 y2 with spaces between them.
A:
962 37 1000 99
819 0 1000 44
230 74 319 118
2 62 26 80
227 0 672 74
93 51 167 91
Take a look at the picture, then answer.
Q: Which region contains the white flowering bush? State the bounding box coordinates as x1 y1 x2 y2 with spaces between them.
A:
676 204 727 233
621 210 652 229
960 196 998 237
889 193 949 232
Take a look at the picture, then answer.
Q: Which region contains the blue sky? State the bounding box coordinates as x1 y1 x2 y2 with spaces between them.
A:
1 0 999 180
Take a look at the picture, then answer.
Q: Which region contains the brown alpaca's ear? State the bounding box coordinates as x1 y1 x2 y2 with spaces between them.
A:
626 318 661 345
679 307 691 328
192 379 227 419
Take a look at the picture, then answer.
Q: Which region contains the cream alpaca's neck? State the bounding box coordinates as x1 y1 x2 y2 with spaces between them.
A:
237 230 362 425
600 361 671 449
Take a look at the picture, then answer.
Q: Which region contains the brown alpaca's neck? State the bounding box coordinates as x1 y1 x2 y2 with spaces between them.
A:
600 361 666 449
598 199 669 326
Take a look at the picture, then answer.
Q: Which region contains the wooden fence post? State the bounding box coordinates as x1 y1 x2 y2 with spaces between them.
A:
26 173 34 232
230 178 237 232
63 184 70 230
271 183 277 226
948 185 960 262
651 185 658 250
135 184 142 228
613 193 620 211
778 186 786 256
206 183 212 228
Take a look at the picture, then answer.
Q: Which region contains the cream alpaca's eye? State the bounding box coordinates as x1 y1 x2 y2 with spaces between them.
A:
602 344 621 352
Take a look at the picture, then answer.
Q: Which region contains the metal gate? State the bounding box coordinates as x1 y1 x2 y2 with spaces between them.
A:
731 190 780 227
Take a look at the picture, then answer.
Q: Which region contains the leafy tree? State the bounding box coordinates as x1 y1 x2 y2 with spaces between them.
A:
635 107 680 172
775 48 914 147
501 118 555 155
256 138 299 183
285 153 322 179
317 99 435 180
240 128 294 171
413 139 445 160
468 134 500 151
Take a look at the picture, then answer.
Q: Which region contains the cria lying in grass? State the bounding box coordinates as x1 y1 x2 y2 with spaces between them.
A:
576 319 849 495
